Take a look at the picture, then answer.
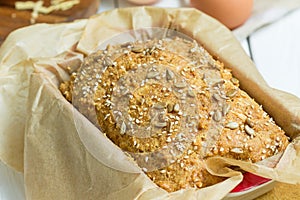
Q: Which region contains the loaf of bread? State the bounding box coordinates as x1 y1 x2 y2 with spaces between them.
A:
60 37 289 192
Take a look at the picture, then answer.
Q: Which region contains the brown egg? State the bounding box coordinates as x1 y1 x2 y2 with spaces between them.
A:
190 0 253 29
127 0 160 5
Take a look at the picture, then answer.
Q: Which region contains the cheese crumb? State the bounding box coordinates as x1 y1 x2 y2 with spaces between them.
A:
15 0 80 24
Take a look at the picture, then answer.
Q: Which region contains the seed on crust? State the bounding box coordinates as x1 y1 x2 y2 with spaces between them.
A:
173 103 180 113
174 82 186 89
230 77 239 85
132 47 144 53
212 93 223 102
153 103 165 109
222 104 231 116
155 122 167 128
226 89 238 98
213 110 222 122
230 147 243 154
147 71 160 79
167 103 174 113
245 125 255 136
166 121 172 132
246 118 255 128
187 89 195 97
225 122 239 130
166 69 174 81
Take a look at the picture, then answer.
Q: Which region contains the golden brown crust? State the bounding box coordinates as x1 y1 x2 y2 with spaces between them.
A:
60 37 289 192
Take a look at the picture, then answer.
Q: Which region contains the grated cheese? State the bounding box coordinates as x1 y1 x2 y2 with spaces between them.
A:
15 0 80 24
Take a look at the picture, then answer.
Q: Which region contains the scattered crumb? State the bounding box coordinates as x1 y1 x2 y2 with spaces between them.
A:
15 0 80 24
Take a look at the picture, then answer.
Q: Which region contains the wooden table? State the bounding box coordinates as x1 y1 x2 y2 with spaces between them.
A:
0 0 100 45
0 0 299 199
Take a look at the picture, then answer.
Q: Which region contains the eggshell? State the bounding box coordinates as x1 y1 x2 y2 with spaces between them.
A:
190 0 253 29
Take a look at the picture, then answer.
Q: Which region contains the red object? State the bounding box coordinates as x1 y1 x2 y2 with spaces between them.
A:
230 172 271 193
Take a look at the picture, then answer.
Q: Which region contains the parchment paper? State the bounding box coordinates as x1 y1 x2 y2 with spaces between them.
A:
0 20 87 171
1 7 300 200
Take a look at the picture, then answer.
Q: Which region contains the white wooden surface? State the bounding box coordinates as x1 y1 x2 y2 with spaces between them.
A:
250 8 300 97
1 0 299 199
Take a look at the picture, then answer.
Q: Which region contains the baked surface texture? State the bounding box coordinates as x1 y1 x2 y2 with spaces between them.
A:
60 37 289 192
